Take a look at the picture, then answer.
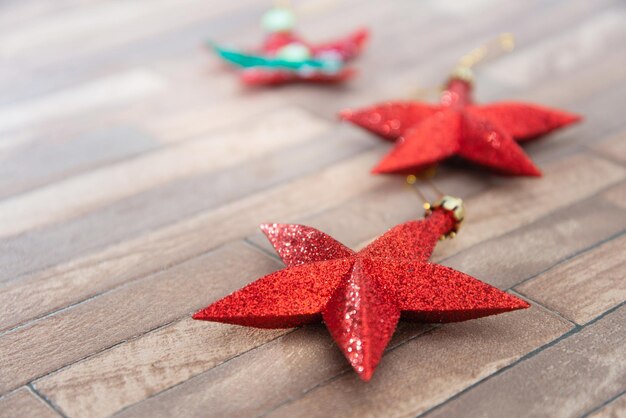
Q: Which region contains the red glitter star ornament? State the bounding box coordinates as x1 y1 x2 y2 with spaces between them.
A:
340 78 581 176
193 197 529 381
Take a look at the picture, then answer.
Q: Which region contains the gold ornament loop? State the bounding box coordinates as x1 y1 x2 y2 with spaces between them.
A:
450 33 515 83
425 195 465 240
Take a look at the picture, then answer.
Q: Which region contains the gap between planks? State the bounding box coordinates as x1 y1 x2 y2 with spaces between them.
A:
415 300 626 418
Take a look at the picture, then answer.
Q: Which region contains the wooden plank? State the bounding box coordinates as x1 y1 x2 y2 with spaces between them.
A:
587 394 626 418
0 150 387 332
109 160 625 416
0 1 94 30
1 0 624 415
602 181 626 209
144 97 285 144
0 125 160 199
32 163 626 416
510 46 626 112
0 387 59 418
498 45 626 163
590 130 626 165
34 319 287 418
484 7 626 88
246 165 492 254
440 193 626 290
0 241 280 395
516 233 626 325
251 152 625 265
2 148 620 331
0 0 253 59
0 126 370 282
298 0 619 119
563 78 626 142
37 320 433 417
116 304 571 418
0 69 167 134
112 322 433 418
0 0 261 108
0 107 331 240
424 305 626 418
2 150 621 334
439 153 624 256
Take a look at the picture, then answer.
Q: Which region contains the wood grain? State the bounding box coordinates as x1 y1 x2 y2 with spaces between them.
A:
249 305 572 418
34 319 288 418
0 150 385 332
0 242 280 393
587 394 626 418
0 107 331 239
590 130 626 165
424 305 626 418
0 122 369 281
248 152 625 260
0 69 167 134
0 387 59 418
441 194 626 290
516 233 626 324
0 125 160 199
32 154 625 416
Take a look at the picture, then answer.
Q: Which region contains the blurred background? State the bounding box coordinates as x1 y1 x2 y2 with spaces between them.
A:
2 0 623 274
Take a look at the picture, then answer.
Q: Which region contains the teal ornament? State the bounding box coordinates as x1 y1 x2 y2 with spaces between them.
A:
213 45 343 74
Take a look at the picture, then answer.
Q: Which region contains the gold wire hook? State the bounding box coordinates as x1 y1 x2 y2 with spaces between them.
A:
425 177 444 198
457 33 515 69
408 34 516 99
407 173 464 239
406 174 430 207
406 167 443 210
452 33 515 82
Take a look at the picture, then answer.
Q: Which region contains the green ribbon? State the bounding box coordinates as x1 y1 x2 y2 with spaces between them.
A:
211 44 343 73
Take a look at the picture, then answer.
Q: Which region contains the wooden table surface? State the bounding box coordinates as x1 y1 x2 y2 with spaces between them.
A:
1 0 625 417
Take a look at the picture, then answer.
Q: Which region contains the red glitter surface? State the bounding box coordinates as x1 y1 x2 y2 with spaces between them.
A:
193 209 529 381
323 258 400 381
259 223 354 267
340 78 581 176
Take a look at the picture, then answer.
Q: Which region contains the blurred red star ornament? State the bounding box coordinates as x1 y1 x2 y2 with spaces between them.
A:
341 77 581 176
211 7 368 85
193 197 529 381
